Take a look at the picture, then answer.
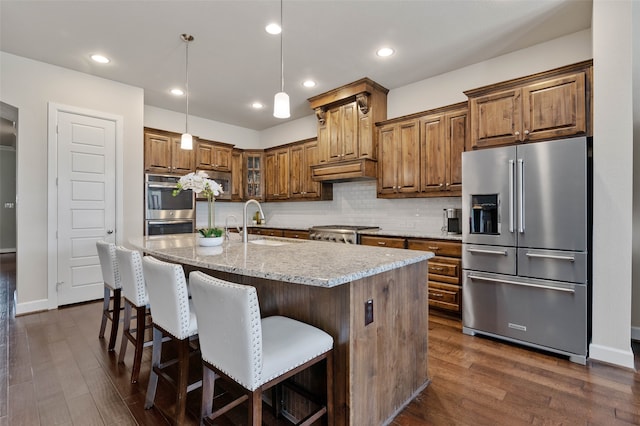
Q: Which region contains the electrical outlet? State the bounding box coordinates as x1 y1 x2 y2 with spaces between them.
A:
365 299 374 326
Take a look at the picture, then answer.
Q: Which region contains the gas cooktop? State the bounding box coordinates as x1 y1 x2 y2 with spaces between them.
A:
309 225 380 231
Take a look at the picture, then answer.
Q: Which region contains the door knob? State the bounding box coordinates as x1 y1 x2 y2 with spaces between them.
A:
107 230 114 235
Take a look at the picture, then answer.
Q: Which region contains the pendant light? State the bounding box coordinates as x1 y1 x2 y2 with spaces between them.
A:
273 0 290 118
180 33 194 150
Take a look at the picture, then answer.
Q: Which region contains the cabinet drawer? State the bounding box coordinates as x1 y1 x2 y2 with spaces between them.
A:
428 257 461 283
250 228 284 237
360 236 406 249
283 230 309 240
428 282 461 313
407 239 461 257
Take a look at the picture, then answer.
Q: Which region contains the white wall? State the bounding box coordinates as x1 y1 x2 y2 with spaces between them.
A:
631 0 640 342
589 0 635 368
144 105 260 149
0 52 144 311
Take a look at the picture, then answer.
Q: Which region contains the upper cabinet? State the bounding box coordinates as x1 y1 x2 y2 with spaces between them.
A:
231 149 243 201
265 147 290 201
308 78 388 182
420 106 467 195
376 102 467 199
465 60 592 150
244 150 264 201
290 138 333 201
144 128 195 174
195 139 232 172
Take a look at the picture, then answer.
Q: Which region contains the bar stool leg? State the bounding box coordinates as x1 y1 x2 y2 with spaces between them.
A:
99 285 110 338
175 338 190 425
118 301 132 364
130 305 147 383
108 288 121 351
145 327 163 409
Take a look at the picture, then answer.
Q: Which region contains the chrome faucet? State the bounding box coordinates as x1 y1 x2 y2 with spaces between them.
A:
224 215 240 240
242 199 265 243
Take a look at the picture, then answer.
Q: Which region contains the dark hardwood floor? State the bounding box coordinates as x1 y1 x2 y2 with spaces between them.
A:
2 252 639 425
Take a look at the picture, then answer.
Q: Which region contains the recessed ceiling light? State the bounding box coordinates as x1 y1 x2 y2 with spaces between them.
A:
171 88 184 96
252 102 265 109
376 47 395 57
265 23 281 35
91 54 110 64
302 80 317 88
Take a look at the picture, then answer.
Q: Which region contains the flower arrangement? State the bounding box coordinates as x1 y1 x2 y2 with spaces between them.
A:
173 171 224 238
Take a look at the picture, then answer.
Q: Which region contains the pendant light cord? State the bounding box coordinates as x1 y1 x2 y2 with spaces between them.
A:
185 36 190 134
280 0 284 93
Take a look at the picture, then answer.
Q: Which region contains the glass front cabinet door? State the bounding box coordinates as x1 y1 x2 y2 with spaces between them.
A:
244 151 264 201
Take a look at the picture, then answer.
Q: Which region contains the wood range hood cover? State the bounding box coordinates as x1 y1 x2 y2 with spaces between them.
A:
308 77 388 183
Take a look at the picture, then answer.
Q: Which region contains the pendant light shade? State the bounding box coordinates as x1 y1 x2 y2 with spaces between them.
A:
180 133 193 150
180 34 194 150
273 0 290 119
274 91 290 118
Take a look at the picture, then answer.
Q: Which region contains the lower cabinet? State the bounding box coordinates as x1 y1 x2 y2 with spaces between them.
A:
407 239 462 315
249 227 284 237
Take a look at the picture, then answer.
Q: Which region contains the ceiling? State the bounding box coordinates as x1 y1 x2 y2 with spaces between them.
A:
0 0 592 131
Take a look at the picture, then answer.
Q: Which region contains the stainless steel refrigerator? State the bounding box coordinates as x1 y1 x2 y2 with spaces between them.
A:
461 136 591 364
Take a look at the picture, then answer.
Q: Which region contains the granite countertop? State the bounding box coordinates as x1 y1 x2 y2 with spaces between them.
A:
130 233 434 288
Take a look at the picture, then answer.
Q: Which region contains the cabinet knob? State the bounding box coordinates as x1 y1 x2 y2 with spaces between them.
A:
524 129 530 136
515 131 520 136
439 183 444 187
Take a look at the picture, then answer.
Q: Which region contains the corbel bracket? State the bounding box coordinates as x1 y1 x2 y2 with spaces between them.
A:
356 93 370 114
315 107 326 125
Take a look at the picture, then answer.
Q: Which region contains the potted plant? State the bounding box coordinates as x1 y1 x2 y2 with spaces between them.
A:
173 171 224 246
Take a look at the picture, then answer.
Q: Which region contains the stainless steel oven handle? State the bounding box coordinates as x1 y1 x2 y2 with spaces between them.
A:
466 248 507 256
525 253 575 262
467 274 575 293
147 220 193 225
147 183 178 189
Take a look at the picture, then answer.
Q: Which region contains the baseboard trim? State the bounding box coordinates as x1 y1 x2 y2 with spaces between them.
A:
589 343 635 370
15 297 50 316
632 326 640 341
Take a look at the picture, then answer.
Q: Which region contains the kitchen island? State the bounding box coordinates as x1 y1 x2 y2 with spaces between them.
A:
131 233 433 425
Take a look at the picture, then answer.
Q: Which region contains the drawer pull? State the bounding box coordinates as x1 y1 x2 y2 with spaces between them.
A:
430 267 444 271
466 248 507 256
377 242 386 246
432 293 444 297
468 274 575 293
525 252 575 262
428 246 440 250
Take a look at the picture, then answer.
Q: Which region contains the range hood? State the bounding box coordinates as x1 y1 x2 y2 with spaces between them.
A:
311 158 377 182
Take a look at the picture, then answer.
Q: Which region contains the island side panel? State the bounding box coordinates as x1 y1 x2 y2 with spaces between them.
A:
186 266 352 426
348 260 429 425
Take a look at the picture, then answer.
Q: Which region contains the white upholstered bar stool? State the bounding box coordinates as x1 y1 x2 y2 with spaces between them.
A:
142 256 200 425
115 246 151 383
189 271 334 426
96 240 122 352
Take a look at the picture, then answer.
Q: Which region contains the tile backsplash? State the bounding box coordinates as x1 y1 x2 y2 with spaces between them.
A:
198 180 461 233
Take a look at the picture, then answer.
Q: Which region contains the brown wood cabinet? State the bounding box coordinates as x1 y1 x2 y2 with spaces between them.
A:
377 119 420 196
465 60 592 150
265 147 290 201
407 238 462 315
420 106 467 196
244 151 264 201
231 149 243 201
249 227 284 237
282 230 309 240
195 139 232 172
308 78 388 181
376 102 467 199
290 138 322 200
360 235 406 249
144 128 195 174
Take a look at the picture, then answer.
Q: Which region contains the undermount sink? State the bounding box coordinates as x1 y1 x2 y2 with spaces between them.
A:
248 238 290 247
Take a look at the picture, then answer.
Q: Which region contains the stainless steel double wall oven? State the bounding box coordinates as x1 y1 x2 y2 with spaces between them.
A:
145 173 195 235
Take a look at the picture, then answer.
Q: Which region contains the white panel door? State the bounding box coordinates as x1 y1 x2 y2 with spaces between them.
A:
56 112 116 305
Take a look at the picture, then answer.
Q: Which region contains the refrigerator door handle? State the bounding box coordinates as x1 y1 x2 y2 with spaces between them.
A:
517 158 525 233
466 248 508 256
509 159 515 233
525 252 576 262
467 274 575 293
